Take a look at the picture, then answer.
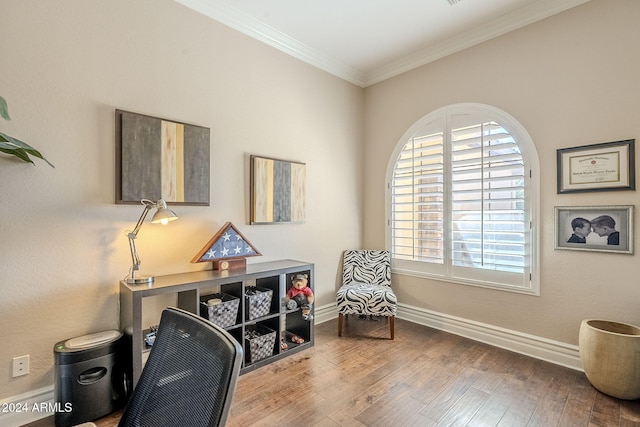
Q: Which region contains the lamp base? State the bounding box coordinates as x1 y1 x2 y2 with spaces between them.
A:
127 274 154 285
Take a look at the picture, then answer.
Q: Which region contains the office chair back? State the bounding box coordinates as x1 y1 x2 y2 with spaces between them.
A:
118 307 243 427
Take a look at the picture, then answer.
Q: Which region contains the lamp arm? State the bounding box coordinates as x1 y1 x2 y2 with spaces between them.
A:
131 200 156 237
128 232 140 273
128 200 155 278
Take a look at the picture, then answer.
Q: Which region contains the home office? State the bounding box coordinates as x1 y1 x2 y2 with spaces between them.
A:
2 0 639 425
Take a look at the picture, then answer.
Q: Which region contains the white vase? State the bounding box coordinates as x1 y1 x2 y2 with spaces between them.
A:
579 319 640 400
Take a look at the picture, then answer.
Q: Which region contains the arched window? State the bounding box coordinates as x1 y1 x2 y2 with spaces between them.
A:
386 104 540 294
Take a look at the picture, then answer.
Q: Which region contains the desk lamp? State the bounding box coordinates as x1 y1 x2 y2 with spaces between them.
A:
127 199 178 284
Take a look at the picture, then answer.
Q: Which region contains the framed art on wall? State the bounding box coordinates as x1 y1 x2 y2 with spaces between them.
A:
557 139 635 194
116 109 210 205
250 155 306 224
554 205 634 254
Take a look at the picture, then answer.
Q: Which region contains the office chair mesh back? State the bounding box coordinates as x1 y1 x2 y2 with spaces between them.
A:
119 307 243 427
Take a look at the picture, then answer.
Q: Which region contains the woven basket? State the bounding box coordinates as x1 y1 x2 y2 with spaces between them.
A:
245 287 273 320
199 293 240 328
245 324 276 363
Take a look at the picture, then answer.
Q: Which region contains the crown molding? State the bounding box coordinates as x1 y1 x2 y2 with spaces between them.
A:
174 0 366 86
176 0 590 88
364 0 592 86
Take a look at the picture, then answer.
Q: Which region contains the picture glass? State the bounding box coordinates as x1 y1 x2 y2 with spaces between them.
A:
555 206 633 254
557 139 635 193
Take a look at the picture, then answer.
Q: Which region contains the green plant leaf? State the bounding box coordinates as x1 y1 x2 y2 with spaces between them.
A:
0 96 10 121
0 131 55 167
0 146 34 164
0 96 54 168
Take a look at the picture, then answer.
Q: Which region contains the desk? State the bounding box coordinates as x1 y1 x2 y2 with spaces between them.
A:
120 259 314 388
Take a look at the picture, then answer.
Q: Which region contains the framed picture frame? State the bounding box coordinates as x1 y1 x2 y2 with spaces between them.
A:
554 205 634 254
557 139 635 194
115 109 210 205
250 155 306 224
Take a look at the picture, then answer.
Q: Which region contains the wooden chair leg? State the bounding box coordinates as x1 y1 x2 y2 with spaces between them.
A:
389 316 395 340
338 313 344 337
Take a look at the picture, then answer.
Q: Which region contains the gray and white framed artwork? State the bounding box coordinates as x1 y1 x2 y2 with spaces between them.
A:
116 109 210 205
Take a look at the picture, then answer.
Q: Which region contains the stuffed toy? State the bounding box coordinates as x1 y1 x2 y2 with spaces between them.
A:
285 273 314 321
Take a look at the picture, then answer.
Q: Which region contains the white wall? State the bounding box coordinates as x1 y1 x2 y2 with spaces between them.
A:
363 0 640 345
0 0 363 398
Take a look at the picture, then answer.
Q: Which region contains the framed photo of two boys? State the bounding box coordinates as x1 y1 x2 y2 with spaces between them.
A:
554 205 634 254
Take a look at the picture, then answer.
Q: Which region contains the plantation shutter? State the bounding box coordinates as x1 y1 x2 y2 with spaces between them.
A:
390 109 529 289
450 120 526 284
391 118 444 266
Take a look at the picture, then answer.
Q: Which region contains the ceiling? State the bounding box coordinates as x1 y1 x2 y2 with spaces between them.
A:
176 0 590 87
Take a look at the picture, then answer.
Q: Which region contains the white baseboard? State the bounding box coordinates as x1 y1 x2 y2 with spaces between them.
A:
0 386 54 427
313 302 338 325
397 303 582 371
315 302 582 371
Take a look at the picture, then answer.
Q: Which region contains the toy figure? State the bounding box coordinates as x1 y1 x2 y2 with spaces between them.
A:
286 273 314 321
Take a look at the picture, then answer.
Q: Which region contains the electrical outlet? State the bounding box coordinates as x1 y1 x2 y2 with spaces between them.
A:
12 355 29 377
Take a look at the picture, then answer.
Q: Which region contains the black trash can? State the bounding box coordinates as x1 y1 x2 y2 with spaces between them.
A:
53 330 128 427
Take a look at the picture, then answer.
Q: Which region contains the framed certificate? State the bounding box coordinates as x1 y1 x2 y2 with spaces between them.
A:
557 139 635 193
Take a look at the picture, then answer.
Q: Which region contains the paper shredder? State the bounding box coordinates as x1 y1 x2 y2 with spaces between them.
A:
53 330 128 427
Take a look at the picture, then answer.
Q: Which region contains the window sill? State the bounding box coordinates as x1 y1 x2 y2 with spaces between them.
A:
391 267 540 296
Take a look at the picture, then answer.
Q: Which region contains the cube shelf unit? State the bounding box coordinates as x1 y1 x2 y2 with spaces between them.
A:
119 259 314 388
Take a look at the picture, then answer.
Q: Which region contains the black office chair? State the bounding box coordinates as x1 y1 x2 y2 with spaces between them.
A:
118 307 243 427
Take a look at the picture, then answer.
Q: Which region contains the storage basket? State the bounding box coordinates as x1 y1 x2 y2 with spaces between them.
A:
245 324 276 363
245 287 273 320
199 293 240 328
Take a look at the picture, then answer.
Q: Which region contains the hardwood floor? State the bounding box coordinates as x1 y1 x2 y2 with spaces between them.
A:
225 318 640 426
29 318 640 426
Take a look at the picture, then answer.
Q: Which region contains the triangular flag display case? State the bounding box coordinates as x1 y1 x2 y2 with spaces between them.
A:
191 222 261 270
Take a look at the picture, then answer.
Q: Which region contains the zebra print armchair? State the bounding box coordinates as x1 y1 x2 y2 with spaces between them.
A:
336 250 397 340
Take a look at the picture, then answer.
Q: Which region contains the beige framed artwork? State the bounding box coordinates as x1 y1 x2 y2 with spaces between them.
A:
250 155 306 224
116 109 210 205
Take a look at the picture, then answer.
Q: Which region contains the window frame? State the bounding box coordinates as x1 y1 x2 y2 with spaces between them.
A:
385 103 540 295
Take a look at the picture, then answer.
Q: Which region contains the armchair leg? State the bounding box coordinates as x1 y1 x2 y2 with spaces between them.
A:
338 313 344 337
389 316 395 340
